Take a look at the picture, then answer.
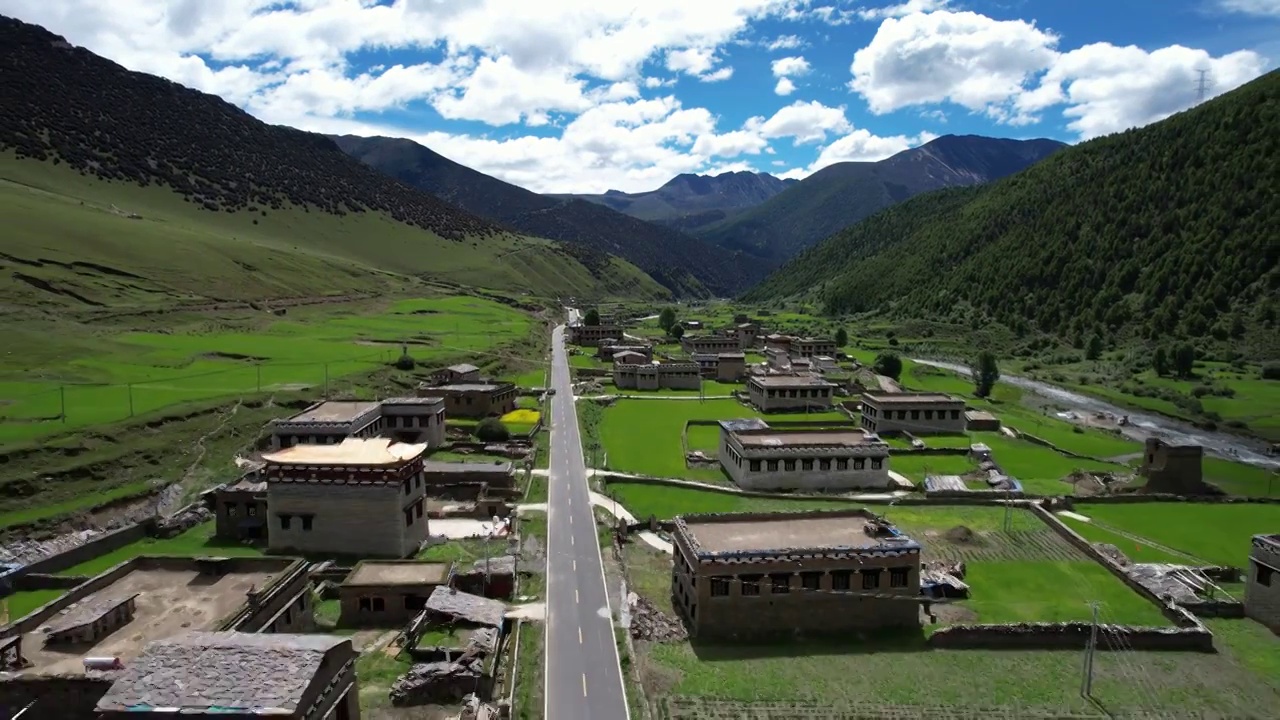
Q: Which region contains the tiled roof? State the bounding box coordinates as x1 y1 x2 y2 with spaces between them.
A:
95 632 349 713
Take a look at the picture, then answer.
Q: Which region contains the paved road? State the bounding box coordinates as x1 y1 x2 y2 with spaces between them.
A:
544 322 630 720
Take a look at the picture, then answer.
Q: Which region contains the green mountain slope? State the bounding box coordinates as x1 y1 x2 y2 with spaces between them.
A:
701 135 1064 264
553 171 796 230
746 70 1279 356
0 16 667 308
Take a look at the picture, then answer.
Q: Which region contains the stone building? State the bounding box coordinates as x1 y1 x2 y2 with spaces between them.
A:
964 410 1002 432
670 509 922 639
613 362 701 391
597 343 652 362
731 322 760 349
268 399 446 450
1245 534 1280 632
1139 438 1206 494
262 438 432 558
792 337 838 358
567 323 624 346
680 334 741 354
431 363 481 385
339 561 454 627
612 350 647 365
96 632 360 720
765 347 790 370
859 392 967 435
215 470 269 543
716 353 746 382
423 460 516 490
746 374 837 412
42 595 138 646
717 419 892 490
763 334 792 353
420 381 518 419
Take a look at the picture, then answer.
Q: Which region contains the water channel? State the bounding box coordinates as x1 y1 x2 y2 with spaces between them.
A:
912 359 1279 470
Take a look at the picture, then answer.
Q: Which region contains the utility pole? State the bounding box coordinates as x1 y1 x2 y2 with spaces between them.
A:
127 383 134 417
323 363 330 399
1080 601 1101 697
1195 68 1212 103
256 364 262 393
59 385 65 423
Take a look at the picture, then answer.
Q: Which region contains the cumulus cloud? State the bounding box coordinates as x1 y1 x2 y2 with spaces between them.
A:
855 0 952 20
766 34 806 51
1217 0 1280 15
775 77 797 95
849 9 1268 137
750 100 853 144
771 55 812 77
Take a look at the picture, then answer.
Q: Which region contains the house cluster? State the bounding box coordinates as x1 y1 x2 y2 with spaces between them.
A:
416 363 519 419
671 509 924 639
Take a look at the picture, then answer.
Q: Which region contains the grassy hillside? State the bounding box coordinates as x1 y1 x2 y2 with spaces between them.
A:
699 135 1063 263
0 16 666 307
746 71 1279 361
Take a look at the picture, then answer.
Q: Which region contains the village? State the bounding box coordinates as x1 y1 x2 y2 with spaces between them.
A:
0 306 1275 720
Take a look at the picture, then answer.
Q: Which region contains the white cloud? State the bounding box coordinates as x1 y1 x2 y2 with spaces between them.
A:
700 67 736 82
751 100 852 144
849 9 1268 137
811 129 937 169
766 34 806 51
771 55 812 77
1217 0 1280 16
775 77 797 95
855 0 952 20
666 47 719 76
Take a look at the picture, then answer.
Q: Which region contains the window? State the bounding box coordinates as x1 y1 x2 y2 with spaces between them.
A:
405 509 414 526
741 575 762 596
247 505 258 517
415 500 424 518
890 567 911 588
951 410 960 420
226 503 238 517
784 459 795 471
359 597 372 612
831 571 852 591
836 458 848 470
801 459 813 471
372 597 385 612
871 458 883 469
924 410 934 420
301 515 314 531
278 514 292 530
767 460 779 472
911 410 920 420
710 577 731 597
405 594 429 611
1258 563 1274 587
771 574 791 594
819 458 831 471
861 569 880 590
854 458 865 470
283 609 292 625
801 572 822 591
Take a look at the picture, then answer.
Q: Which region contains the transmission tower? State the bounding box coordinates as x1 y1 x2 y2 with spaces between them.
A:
1194 68 1212 103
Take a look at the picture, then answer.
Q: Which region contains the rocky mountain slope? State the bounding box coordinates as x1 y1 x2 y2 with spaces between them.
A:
555 170 797 232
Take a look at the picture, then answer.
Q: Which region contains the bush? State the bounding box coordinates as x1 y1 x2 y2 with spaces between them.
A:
873 352 903 380
475 418 510 442
1263 362 1280 380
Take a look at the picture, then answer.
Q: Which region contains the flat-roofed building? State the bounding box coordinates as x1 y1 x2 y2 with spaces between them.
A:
269 400 384 449
765 347 790 370
717 419 891 490
680 334 741 354
381 396 447 446
691 353 720 376
859 392 966 434
747 374 837 412
431 363 481 384
96 632 359 720
215 468 269 543
731 322 760 349
1245 534 1280 632
671 509 922 639
598 343 652 362
420 381 518 419
763 333 792 353
793 337 838 358
717 352 746 382
613 350 647 365
614 362 701 391
964 410 1002 432
1139 438 1206 494
567 323 624 347
262 438 431 558
423 460 516 490
339 561 454 627
813 356 838 372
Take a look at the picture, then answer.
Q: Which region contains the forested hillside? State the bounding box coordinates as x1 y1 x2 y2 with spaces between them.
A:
746 70 1279 357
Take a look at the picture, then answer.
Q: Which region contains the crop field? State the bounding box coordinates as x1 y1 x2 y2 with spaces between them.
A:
593 398 848 482
612 380 743 397
1061 502 1280 567
0 296 533 443
888 453 981 481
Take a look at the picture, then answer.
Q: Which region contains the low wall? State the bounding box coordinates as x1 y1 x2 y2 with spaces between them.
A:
1 558 139 636
1062 494 1280 506
600 473 1021 508
0 675 114 720
1010 427 1111 464
927 621 1213 651
14 573 88 591
21 521 152 575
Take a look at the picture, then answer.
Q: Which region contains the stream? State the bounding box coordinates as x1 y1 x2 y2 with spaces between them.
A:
912 358 1279 470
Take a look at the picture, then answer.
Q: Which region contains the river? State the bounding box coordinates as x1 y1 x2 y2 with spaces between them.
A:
912 359 1279 470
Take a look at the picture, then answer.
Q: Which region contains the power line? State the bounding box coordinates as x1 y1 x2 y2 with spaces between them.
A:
1194 68 1212 103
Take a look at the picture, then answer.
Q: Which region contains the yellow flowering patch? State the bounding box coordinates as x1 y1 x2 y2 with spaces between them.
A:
500 408 541 425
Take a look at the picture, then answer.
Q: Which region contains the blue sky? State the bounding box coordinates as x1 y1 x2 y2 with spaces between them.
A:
2 0 1276 193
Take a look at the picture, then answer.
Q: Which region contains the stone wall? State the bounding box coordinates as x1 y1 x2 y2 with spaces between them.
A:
0 675 113 720
927 621 1213 651
1010 427 1111 464
1 558 139 635
21 521 151 575
13 573 88 591
1061 494 1280 506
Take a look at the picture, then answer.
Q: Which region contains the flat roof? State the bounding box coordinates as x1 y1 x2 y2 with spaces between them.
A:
718 352 746 359
282 400 380 423
965 410 998 420
448 363 480 373
435 383 509 392
750 374 835 387
682 512 914 555
719 418 771 433
95 632 347 714
345 561 452 587
862 391 961 404
795 337 834 343
382 396 445 406
261 437 427 466
422 460 513 474
18 559 296 676
44 593 139 635
735 429 875 448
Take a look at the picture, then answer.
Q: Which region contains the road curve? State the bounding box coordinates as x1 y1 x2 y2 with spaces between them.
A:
544 323 630 720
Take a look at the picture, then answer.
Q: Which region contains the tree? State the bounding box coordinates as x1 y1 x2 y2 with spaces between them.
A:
475 418 510 442
583 308 600 326
670 324 685 340
1174 343 1196 379
835 327 849 347
873 352 902 381
1085 333 1103 361
973 351 1000 398
658 307 677 332
1153 346 1169 377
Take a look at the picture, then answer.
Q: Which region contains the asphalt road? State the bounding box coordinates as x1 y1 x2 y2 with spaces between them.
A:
544 322 630 720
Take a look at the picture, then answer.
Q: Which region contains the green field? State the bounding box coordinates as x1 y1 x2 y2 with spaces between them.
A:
888 453 981 481
594 398 848 482
0 296 532 444
1063 502 1280 567
55 521 264 577
0 152 667 310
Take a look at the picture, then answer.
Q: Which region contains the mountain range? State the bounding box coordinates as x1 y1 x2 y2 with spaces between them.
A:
746 69 1279 359
554 171 797 232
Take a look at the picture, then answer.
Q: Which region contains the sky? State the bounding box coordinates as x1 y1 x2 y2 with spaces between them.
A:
2 0 1277 194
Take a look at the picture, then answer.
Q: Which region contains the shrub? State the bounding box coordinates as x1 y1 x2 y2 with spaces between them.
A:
1263 362 1280 380
475 418 510 442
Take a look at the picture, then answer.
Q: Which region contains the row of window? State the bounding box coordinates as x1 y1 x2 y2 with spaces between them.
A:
864 407 962 421
402 472 425 496
278 513 315 531
385 412 442 430
404 499 425 526
725 455 885 473
224 502 261 518
356 594 429 612
755 387 832 399
708 567 911 597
